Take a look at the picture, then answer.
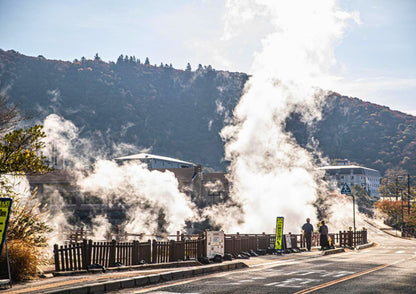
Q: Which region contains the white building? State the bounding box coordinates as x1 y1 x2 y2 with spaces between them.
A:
114 153 196 169
319 164 381 197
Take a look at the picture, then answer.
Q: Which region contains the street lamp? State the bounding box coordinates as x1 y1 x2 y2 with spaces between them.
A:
341 183 355 234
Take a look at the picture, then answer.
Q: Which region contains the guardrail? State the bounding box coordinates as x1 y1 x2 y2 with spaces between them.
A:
54 229 367 272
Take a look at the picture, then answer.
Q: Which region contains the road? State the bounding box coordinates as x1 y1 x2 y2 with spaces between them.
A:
120 223 416 293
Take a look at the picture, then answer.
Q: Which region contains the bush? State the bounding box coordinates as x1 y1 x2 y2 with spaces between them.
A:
0 178 52 281
0 239 45 281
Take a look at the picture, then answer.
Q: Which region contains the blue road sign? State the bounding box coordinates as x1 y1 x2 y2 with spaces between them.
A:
341 183 352 195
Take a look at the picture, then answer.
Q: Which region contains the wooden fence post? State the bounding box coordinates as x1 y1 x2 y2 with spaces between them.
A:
81 239 89 269
348 230 353 247
132 240 139 265
54 244 60 272
338 231 342 247
203 233 207 257
147 239 152 264
109 239 116 267
152 239 157 264
169 240 175 262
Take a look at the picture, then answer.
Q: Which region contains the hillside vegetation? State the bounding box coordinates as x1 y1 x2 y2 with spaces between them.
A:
1 49 415 175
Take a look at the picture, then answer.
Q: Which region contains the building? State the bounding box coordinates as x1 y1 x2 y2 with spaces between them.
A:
319 163 381 197
27 154 230 235
115 153 196 169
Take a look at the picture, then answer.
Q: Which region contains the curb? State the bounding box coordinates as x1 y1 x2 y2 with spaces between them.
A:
53 260 201 277
321 248 345 256
355 242 375 250
44 262 248 294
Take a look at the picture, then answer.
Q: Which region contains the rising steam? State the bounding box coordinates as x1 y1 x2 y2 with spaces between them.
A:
26 0 362 241
216 0 359 233
40 114 196 240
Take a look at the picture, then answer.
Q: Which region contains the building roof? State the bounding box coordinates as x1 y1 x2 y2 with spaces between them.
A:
114 153 196 167
318 165 380 173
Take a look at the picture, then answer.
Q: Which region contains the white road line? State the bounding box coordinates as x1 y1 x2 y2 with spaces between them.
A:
251 277 267 280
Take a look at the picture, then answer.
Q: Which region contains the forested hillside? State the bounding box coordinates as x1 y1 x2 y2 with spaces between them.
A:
1 49 415 175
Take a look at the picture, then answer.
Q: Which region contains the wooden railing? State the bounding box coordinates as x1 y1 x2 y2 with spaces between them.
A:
54 238 204 272
54 229 367 272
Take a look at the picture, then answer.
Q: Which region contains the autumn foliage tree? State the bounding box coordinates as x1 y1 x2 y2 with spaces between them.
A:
374 199 416 232
0 95 53 280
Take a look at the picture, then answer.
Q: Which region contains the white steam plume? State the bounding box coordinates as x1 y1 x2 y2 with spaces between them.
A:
77 160 196 237
41 113 196 239
218 0 358 233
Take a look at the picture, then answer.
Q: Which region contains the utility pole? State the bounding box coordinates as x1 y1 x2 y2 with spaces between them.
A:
401 186 404 237
396 177 399 201
408 174 411 215
396 177 399 232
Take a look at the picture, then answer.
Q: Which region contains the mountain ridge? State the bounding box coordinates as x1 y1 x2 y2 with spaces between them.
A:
1 49 415 175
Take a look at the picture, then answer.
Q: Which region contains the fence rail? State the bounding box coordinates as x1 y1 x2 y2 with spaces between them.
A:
54 229 367 272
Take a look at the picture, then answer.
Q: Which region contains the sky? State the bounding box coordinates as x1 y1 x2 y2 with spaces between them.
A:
0 0 415 115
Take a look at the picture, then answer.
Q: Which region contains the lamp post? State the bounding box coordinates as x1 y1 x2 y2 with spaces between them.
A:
352 193 356 235
341 183 355 235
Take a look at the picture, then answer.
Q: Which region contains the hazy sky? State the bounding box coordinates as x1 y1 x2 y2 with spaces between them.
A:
1 0 415 115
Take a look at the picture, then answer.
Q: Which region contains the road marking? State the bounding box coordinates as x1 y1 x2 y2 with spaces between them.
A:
293 263 391 294
251 277 267 280
268 278 319 288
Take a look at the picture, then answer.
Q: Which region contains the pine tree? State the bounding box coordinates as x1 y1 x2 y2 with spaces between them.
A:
94 53 101 61
197 64 203 72
117 55 124 64
186 63 192 71
145 57 150 65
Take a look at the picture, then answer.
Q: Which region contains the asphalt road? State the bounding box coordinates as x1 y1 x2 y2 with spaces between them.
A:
121 224 416 293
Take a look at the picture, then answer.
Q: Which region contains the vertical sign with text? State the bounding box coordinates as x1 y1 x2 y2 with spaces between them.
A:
0 198 13 256
275 216 284 250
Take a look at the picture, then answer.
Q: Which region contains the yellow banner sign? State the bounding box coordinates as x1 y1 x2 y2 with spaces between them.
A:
0 198 13 256
275 217 284 250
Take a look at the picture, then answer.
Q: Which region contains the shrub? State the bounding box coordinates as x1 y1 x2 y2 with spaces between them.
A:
0 239 45 281
0 177 52 281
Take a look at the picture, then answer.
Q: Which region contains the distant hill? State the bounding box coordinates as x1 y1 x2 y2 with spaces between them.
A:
1 49 415 175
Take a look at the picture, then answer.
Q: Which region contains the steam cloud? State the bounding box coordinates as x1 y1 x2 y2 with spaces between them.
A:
217 0 359 233
23 0 364 241
41 114 196 240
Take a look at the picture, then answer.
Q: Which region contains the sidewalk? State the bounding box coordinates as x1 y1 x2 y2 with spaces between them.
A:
0 247 349 294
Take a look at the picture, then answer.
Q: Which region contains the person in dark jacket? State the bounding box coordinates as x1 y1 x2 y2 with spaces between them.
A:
319 220 329 250
301 218 314 251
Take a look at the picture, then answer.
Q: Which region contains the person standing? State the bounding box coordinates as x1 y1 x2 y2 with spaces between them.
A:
319 220 329 250
302 218 314 251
